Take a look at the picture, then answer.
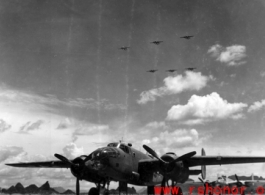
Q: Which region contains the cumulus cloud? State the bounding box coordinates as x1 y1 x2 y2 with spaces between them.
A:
0 146 24 162
62 143 84 159
248 99 265 113
138 72 214 104
142 129 209 149
208 44 246 66
0 119 11 133
167 92 247 124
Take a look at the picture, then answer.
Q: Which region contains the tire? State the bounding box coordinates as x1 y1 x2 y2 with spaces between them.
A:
88 187 99 195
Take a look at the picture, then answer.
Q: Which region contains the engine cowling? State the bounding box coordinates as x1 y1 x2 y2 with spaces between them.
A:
160 153 190 183
70 156 86 178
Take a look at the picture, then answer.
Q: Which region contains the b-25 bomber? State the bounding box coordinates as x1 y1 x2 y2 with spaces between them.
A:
6 142 265 195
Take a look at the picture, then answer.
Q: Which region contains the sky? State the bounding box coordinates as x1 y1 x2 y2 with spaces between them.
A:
1 0 265 191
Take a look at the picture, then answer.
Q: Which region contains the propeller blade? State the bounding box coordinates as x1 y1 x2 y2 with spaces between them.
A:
76 178 80 195
168 151 196 166
235 174 243 187
161 177 166 195
235 174 239 182
199 177 204 184
54 153 75 166
143 145 166 163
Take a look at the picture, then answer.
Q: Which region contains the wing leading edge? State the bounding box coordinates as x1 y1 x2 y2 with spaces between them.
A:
185 156 265 167
139 156 265 170
6 160 70 168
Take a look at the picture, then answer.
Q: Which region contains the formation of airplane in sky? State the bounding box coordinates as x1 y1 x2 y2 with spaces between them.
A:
6 142 265 195
147 68 196 73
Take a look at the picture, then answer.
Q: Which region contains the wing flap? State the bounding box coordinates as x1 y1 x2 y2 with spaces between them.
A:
6 160 70 168
186 156 265 167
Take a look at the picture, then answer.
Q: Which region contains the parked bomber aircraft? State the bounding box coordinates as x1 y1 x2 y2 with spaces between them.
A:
6 142 265 195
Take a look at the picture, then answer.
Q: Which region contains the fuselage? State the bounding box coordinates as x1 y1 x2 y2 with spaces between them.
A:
80 142 189 186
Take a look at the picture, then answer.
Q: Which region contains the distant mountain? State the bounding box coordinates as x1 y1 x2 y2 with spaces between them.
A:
2 181 60 194
228 175 265 181
53 187 66 193
62 189 75 194
108 186 137 194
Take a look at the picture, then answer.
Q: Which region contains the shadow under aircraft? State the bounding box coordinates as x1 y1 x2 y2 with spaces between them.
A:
6 141 265 195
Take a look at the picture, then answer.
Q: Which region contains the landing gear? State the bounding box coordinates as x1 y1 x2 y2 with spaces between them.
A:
88 187 99 195
147 186 154 195
89 179 110 195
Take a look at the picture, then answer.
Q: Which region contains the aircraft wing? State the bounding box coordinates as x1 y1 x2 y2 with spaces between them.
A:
185 156 265 167
6 160 71 168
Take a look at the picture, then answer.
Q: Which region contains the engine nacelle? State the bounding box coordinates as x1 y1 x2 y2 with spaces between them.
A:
160 152 190 183
70 156 87 178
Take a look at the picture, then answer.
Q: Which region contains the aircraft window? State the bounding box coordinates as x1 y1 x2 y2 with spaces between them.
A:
119 144 129 153
107 143 118 147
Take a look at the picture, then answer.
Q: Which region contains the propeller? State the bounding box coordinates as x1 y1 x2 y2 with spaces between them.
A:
54 154 82 195
54 153 76 167
143 145 196 194
143 145 167 163
199 177 207 195
235 174 243 187
143 145 196 166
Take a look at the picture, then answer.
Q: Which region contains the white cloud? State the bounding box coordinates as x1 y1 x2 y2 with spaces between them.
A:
248 99 265 113
138 72 213 104
142 129 209 149
0 85 125 112
62 143 84 159
0 147 73 189
0 146 24 162
145 121 166 129
208 44 247 66
167 92 247 124
72 124 109 142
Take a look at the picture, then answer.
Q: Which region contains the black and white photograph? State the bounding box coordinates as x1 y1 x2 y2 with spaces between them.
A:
1 1 265 195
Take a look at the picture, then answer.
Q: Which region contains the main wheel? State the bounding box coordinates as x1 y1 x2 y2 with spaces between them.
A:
88 187 99 195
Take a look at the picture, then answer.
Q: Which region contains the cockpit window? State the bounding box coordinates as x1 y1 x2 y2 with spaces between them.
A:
119 144 129 153
107 143 118 147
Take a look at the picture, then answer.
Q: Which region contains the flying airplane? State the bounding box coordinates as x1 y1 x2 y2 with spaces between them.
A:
6 143 265 195
180 36 194 40
151 41 163 45
119 47 130 51
185 67 197 71
166 69 178 73
147 69 158 73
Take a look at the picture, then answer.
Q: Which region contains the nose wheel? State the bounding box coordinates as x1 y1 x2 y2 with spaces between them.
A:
88 179 110 195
